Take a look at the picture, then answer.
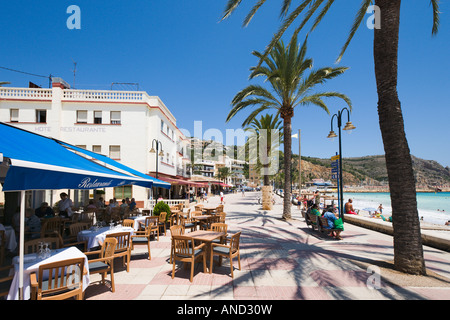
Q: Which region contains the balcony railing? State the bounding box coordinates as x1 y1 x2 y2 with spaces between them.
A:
63 89 144 101
0 87 52 100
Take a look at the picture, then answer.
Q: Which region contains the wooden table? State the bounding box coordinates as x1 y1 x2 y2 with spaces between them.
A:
187 230 226 272
202 207 218 215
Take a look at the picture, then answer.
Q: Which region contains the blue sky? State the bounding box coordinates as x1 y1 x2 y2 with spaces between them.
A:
1 1 449 167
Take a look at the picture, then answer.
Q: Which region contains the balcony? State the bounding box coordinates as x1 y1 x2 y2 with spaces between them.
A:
63 89 144 102
0 87 52 100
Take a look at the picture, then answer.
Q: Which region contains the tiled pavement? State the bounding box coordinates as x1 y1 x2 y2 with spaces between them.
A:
84 192 450 301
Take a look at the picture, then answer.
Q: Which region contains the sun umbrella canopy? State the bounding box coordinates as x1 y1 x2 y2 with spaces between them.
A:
0 122 170 191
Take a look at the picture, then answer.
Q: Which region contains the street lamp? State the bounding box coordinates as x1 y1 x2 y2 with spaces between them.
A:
327 107 356 221
149 139 164 179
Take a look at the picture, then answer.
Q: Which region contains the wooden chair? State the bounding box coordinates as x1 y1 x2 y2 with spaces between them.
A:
218 212 226 223
122 219 135 228
105 231 132 272
139 216 159 241
180 216 197 233
194 204 203 212
210 232 241 278
110 207 122 224
158 212 167 236
190 211 202 217
85 237 117 292
171 235 207 283
208 223 228 244
130 226 152 260
24 237 62 254
0 265 14 298
40 217 63 237
61 222 89 251
216 205 224 213
30 257 86 300
169 225 185 263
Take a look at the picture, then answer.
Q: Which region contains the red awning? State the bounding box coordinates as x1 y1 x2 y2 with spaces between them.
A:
157 176 209 187
157 176 190 185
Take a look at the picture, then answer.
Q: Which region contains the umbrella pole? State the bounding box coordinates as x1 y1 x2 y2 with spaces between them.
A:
19 190 25 300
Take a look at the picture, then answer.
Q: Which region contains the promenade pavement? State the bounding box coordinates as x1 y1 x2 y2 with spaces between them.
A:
84 191 450 301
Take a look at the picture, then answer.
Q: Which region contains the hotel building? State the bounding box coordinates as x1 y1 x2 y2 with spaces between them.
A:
0 78 193 211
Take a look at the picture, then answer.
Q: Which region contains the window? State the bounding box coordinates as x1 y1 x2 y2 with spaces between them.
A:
36 110 47 123
161 120 164 131
114 185 132 199
92 145 102 154
109 145 120 159
76 110 88 123
10 109 19 122
75 145 87 150
111 111 121 124
94 111 102 124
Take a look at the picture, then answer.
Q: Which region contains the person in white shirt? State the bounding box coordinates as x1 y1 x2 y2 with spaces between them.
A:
58 192 73 218
220 191 224 204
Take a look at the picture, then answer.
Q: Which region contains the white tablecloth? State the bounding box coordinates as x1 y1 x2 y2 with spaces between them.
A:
0 224 17 252
77 226 135 250
7 246 90 300
126 216 149 230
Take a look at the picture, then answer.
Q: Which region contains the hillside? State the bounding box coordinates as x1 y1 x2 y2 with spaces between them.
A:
299 155 450 188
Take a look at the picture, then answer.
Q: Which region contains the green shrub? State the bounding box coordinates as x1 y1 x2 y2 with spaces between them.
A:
152 201 171 221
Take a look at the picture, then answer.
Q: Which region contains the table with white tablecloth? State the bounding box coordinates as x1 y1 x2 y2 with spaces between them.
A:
7 246 90 300
125 215 149 230
77 226 135 250
0 224 17 252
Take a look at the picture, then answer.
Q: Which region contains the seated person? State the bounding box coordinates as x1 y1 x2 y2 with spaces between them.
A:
58 192 73 218
344 199 357 214
25 208 41 239
85 199 97 210
129 198 137 211
323 210 343 240
35 202 54 218
311 203 321 216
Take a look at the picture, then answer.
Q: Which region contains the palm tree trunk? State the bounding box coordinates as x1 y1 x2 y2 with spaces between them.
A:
374 0 425 275
281 115 292 220
263 164 270 186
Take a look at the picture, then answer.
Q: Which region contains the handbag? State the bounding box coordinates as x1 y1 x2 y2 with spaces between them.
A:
334 218 344 230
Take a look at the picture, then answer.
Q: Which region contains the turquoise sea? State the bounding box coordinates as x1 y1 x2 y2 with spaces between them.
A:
343 192 450 225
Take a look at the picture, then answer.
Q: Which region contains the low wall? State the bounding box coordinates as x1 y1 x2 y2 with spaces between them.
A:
343 214 450 252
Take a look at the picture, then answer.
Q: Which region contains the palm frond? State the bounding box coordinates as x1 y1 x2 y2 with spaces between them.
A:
222 0 243 21
243 0 268 27
336 0 373 63
256 0 315 69
309 0 335 33
430 0 441 36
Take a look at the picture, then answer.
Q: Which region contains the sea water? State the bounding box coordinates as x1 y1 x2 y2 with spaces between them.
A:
341 192 450 225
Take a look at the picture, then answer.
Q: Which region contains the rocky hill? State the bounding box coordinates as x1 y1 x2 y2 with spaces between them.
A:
299 155 450 187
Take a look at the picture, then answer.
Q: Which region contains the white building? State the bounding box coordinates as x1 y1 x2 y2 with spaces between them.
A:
0 78 192 212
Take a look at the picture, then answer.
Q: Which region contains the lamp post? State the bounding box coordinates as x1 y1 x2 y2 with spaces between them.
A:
149 139 164 179
327 107 356 221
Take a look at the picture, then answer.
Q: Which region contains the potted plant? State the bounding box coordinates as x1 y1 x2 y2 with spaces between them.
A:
152 201 171 221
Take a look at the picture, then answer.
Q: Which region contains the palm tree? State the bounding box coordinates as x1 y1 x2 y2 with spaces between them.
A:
226 34 352 220
0 82 11 86
221 0 439 275
244 114 283 186
245 114 283 209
